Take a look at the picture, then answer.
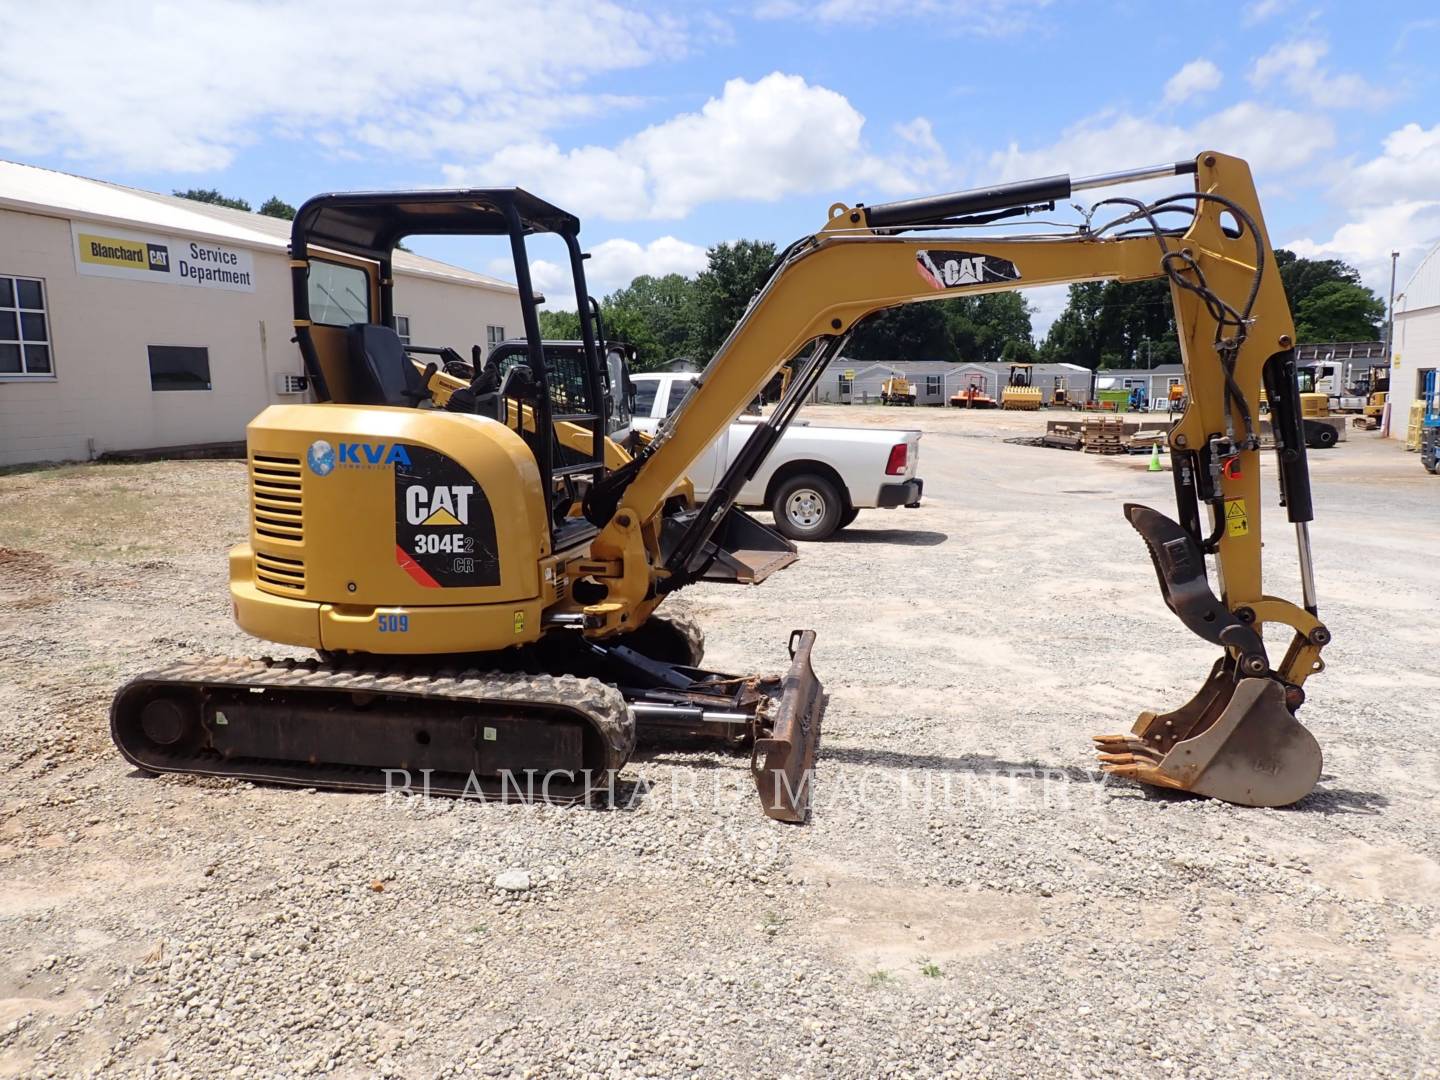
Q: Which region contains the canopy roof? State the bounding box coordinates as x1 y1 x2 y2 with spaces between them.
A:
292 188 579 260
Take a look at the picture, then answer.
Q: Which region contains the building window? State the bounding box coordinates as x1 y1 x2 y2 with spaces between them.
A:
838 375 853 395
307 260 370 326
0 275 53 376
925 375 941 396
148 345 212 391
394 315 411 345
487 325 505 353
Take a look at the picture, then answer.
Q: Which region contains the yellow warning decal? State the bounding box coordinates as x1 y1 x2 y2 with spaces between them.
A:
1225 499 1249 538
513 610 526 634
421 507 463 527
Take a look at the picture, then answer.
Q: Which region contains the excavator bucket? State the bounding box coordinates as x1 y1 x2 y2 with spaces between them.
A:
1094 658 1321 806
1094 504 1325 807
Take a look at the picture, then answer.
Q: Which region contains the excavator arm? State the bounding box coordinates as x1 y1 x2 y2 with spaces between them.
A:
583 151 1328 808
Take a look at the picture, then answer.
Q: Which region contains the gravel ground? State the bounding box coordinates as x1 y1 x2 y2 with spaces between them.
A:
1 406 1437 1079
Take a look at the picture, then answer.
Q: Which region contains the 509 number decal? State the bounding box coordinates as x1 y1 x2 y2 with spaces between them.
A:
377 613 410 633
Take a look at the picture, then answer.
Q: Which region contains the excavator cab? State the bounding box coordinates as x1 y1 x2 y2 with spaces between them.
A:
286 190 610 547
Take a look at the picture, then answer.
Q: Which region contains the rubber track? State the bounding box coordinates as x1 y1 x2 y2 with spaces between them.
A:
112 656 635 788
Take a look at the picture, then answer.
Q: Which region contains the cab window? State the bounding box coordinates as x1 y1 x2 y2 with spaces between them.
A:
308 260 370 326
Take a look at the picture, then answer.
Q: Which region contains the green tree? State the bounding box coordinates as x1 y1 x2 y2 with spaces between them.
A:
943 292 1034 363
603 273 698 365
597 306 661 369
690 240 777 358
1040 279 1179 370
847 304 958 365
537 309 581 339
1273 249 1383 341
1000 337 1039 364
845 292 1035 365
1039 282 1105 368
1293 280 1386 342
173 188 251 212
259 196 296 220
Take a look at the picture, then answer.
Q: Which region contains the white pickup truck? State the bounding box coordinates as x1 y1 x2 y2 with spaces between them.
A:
630 371 924 541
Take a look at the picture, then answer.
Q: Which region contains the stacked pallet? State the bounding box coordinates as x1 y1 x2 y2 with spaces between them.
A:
1081 416 1127 454
1406 400 1425 451
1127 428 1170 452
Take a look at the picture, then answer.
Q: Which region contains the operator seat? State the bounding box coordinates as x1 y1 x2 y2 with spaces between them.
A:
345 323 432 407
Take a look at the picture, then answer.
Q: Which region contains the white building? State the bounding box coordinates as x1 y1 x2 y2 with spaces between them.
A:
0 161 523 466
1093 364 1186 408
1390 240 1440 437
812 358 1091 405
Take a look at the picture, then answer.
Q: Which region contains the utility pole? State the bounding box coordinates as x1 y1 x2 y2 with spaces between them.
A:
1384 250 1399 363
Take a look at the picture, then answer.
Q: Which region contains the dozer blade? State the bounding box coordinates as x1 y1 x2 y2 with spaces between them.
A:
1095 661 1322 807
751 630 824 822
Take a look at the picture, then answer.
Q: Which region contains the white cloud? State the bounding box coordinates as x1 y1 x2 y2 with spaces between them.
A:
988 102 1334 186
0 1 682 172
1163 60 1223 106
1024 284 1071 339
754 0 1049 33
502 236 710 305
1243 0 1291 25
446 72 918 220
1284 122 1440 297
1348 122 1440 205
1249 38 1392 109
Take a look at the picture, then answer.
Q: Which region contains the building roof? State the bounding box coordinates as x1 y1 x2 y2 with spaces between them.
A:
1294 341 1385 361
0 159 517 293
1396 239 1440 316
1096 364 1185 377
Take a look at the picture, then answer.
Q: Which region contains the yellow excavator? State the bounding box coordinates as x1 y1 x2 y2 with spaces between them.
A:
111 151 1330 820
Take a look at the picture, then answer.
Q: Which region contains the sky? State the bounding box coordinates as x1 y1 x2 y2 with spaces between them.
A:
3 0 1437 337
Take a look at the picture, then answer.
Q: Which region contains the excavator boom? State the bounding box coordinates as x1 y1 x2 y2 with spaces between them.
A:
582 151 1328 807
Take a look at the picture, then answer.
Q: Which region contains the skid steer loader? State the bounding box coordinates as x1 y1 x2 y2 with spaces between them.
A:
112 152 1331 820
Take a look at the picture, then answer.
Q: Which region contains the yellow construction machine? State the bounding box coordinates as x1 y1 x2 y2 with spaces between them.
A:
880 374 917 406
112 151 1330 819
1001 363 1043 409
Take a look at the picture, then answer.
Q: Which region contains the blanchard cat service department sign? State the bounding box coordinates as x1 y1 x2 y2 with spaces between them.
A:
71 221 255 292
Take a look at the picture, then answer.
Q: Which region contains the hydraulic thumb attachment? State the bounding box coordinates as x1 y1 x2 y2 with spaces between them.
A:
1094 345 1327 808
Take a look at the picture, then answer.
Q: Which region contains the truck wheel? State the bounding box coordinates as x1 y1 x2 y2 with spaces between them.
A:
837 507 860 530
1309 424 1338 449
771 474 843 541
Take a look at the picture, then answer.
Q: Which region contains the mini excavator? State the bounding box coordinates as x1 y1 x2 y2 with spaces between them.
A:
112 151 1330 820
